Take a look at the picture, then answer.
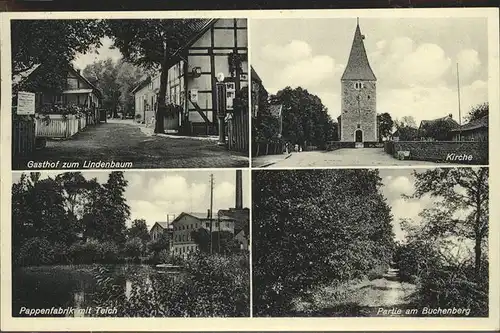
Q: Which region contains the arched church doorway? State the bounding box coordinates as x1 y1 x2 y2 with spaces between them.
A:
355 129 363 143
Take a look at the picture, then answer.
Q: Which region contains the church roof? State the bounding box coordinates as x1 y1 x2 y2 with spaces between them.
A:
341 22 377 81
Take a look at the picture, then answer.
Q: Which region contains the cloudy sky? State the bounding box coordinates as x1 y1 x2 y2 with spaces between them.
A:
251 17 488 125
73 37 122 71
12 170 250 230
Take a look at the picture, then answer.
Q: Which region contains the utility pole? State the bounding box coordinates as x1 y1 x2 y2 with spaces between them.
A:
457 63 462 141
209 174 214 255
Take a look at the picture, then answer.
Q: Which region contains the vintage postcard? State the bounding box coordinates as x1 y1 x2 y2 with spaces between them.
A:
251 16 491 168
9 17 249 170
1 7 499 332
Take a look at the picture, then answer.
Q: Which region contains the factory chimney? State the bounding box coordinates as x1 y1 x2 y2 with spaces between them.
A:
236 170 242 209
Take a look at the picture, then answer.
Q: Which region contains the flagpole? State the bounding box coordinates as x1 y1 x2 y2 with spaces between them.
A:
457 63 462 141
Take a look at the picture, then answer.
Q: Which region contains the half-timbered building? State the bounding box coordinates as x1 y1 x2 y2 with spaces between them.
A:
132 19 248 136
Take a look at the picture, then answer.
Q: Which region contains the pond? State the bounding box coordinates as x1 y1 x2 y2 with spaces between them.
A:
12 264 182 317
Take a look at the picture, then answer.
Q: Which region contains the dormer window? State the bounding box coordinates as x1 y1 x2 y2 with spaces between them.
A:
354 82 364 90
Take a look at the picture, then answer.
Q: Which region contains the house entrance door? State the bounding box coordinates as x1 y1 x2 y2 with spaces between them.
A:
355 130 363 148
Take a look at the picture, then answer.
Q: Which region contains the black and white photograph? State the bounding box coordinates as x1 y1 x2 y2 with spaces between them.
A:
251 17 489 167
11 18 249 170
11 169 250 317
252 168 489 317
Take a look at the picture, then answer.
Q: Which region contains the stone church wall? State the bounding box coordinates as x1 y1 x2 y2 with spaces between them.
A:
340 80 377 142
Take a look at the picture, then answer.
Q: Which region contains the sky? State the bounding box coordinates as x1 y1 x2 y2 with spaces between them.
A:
12 170 250 230
72 37 123 71
251 17 488 125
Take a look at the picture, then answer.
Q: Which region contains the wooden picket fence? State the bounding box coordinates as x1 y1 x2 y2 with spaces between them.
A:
227 110 249 153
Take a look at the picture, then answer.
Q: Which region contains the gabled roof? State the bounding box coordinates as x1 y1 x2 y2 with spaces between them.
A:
131 76 151 94
450 116 488 132
251 66 262 83
419 114 459 130
219 208 249 233
341 22 377 81
151 221 173 231
13 62 103 98
170 212 234 225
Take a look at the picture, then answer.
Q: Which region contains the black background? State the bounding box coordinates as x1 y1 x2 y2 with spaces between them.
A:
0 0 497 11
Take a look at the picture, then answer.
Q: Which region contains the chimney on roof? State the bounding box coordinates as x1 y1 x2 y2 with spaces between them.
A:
448 113 453 118
207 209 211 218
236 170 243 209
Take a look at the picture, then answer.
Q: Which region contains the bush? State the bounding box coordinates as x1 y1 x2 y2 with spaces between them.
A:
92 253 250 317
124 237 144 260
15 237 55 266
69 240 101 264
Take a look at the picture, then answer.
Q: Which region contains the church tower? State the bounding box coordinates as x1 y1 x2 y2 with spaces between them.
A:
338 19 377 145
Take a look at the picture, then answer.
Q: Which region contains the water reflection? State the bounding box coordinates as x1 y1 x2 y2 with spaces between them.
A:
12 264 170 317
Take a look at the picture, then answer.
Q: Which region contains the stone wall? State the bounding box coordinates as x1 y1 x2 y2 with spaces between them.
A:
340 80 377 142
326 141 356 151
390 141 488 164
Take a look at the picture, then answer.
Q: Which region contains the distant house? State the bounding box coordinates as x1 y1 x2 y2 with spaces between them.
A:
418 114 459 141
132 18 248 136
149 221 174 253
392 129 401 141
450 116 488 141
251 66 265 119
13 62 102 111
171 211 236 256
219 207 250 251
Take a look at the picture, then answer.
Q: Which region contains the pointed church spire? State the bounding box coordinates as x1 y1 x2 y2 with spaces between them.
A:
341 20 377 81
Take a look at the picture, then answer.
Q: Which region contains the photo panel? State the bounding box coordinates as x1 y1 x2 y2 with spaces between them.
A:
251 16 489 168
10 18 249 170
11 169 250 317
252 168 489 318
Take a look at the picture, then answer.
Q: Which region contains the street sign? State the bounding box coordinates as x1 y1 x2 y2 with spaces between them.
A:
17 91 36 115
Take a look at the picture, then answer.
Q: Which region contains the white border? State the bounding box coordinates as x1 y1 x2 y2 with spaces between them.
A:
1 7 500 332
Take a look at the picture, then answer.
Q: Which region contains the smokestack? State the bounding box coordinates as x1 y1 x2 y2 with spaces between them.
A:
236 170 242 209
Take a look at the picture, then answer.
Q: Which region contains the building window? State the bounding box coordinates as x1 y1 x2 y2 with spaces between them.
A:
206 222 210 228
357 124 361 129
354 82 364 90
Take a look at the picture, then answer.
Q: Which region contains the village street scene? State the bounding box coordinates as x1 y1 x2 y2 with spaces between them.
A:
11 18 249 170
253 168 488 317
251 17 489 167
12 169 250 317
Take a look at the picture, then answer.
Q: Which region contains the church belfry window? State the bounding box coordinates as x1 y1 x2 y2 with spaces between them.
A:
354 82 364 90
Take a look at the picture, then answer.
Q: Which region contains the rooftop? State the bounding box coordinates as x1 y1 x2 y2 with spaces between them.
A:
450 116 488 132
341 22 377 81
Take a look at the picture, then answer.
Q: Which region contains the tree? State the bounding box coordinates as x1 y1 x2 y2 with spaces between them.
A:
102 172 130 244
128 219 150 242
105 19 208 133
269 87 337 148
83 59 145 117
253 169 395 315
420 119 456 141
407 168 488 276
11 20 104 81
465 102 488 122
394 116 419 141
377 112 394 142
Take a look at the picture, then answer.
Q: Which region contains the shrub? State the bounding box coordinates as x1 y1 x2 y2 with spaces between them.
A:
15 237 55 266
69 240 101 264
124 237 144 260
92 253 250 317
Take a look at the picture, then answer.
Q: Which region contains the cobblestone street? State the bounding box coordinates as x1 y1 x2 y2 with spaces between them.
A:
257 148 441 168
13 120 249 169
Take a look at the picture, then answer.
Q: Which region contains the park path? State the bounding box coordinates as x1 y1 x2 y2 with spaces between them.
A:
13 120 248 169
293 268 416 317
263 148 439 167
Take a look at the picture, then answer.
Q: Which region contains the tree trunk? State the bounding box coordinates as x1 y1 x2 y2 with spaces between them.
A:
155 60 168 134
474 234 481 277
